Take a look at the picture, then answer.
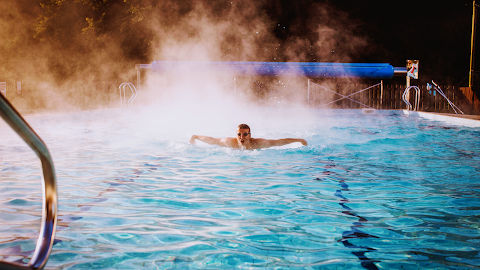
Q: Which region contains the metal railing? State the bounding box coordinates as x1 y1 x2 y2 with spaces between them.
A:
119 83 137 107
0 94 58 270
402 86 421 111
427 81 464 114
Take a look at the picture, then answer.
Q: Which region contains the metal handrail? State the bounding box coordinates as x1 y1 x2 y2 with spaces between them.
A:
119 83 137 107
402 86 420 111
427 81 464 114
0 94 58 270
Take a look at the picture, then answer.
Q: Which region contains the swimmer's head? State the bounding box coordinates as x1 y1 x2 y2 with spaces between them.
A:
236 124 251 146
237 124 250 132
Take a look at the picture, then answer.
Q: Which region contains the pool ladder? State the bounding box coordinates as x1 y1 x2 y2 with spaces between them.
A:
402 86 420 111
0 94 58 270
403 81 464 114
119 83 137 107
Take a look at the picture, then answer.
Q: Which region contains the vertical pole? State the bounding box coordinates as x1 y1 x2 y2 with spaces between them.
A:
470 0 477 88
380 80 384 107
406 76 411 108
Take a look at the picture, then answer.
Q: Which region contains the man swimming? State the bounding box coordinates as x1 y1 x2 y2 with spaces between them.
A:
189 124 308 150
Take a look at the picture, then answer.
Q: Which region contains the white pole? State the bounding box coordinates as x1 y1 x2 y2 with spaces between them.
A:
406 76 411 105
380 80 383 106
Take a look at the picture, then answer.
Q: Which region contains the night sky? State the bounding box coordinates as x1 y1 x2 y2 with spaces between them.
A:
3 0 476 88
265 0 474 86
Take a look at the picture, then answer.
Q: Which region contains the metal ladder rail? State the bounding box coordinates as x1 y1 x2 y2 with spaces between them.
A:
0 94 58 270
402 86 421 111
428 81 464 114
119 83 137 107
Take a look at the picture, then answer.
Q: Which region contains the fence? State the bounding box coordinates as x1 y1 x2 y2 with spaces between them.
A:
308 82 475 114
0 80 120 114
0 79 476 115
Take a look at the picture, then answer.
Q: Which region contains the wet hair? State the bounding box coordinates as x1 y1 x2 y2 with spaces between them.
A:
237 124 250 131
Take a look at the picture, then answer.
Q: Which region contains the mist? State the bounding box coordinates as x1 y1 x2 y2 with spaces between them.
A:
1 0 373 127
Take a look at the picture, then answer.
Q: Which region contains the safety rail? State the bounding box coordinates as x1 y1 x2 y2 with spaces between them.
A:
119 83 137 107
0 94 58 270
402 86 421 111
427 81 464 114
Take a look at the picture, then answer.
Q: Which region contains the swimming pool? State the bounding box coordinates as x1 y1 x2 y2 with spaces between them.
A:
1 108 480 269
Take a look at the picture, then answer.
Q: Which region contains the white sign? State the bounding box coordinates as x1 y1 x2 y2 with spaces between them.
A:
17 81 21 94
0 82 6 97
407 60 419 79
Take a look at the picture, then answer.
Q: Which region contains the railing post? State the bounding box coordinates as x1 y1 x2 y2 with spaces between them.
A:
380 80 383 107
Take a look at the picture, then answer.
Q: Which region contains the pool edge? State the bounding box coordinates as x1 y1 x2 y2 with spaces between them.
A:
403 110 480 127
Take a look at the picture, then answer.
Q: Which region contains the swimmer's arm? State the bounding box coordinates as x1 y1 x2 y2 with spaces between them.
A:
190 135 232 147
256 138 308 148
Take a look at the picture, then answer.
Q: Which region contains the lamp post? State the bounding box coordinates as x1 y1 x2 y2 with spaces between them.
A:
470 0 477 88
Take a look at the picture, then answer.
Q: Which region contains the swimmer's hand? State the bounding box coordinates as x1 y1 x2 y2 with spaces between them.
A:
189 135 197 145
300 139 308 146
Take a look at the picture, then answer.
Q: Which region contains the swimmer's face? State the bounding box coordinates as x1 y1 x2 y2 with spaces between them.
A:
236 128 251 146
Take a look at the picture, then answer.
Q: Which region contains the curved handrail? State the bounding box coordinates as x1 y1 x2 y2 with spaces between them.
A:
119 83 137 107
402 86 420 111
0 94 58 270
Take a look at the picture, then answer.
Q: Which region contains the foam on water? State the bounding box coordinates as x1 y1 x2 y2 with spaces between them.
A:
1 108 480 269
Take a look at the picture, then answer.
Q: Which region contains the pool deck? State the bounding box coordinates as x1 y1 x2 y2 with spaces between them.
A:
403 110 480 127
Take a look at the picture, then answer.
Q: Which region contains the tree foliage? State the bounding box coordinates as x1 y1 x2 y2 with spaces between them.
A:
5 0 280 84
31 0 157 82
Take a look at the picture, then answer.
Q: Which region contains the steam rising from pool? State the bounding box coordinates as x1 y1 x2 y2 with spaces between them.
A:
1 1 371 114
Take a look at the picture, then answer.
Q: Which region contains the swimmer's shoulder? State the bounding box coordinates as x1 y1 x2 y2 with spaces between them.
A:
249 138 269 149
220 137 238 148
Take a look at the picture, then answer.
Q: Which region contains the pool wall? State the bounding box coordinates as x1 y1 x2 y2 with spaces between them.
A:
403 110 480 128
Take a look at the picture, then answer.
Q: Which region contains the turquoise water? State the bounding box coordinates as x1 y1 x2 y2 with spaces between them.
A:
1 109 480 269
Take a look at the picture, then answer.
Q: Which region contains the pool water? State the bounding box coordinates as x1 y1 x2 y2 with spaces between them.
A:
1 108 480 269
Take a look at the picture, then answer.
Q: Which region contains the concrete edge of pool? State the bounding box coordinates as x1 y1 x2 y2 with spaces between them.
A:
403 110 480 127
